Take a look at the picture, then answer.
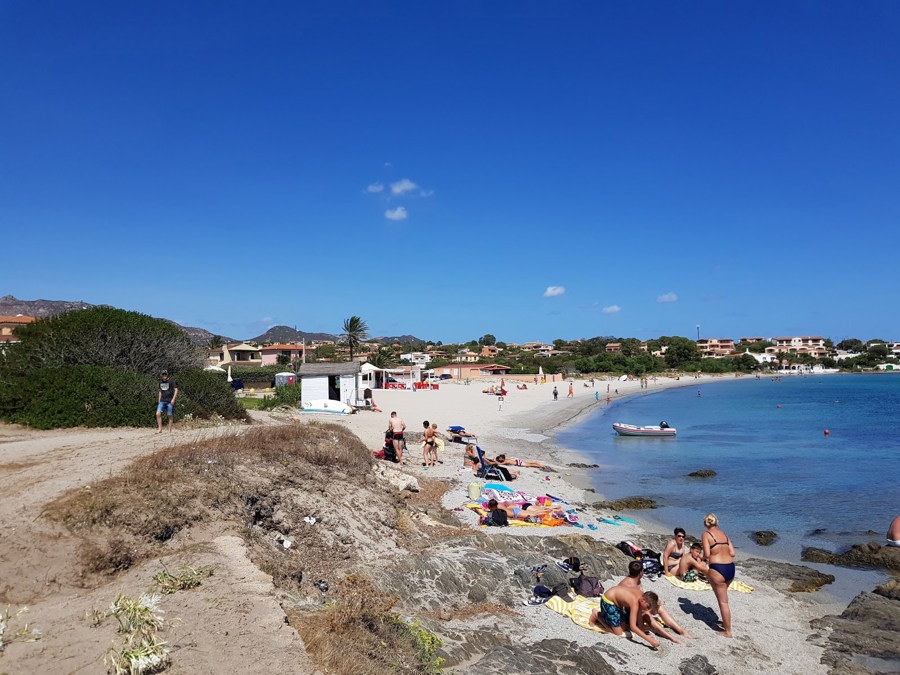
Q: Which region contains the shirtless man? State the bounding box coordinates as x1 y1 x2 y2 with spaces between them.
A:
389 412 406 463
619 561 692 640
588 585 662 649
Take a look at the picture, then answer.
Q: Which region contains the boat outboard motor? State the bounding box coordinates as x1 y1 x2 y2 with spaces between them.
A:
659 421 669 429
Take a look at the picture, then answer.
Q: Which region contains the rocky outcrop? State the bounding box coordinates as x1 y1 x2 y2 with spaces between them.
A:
811 584 900 675
687 469 717 478
738 558 834 593
372 462 421 493
752 531 777 546
592 497 658 511
802 543 900 571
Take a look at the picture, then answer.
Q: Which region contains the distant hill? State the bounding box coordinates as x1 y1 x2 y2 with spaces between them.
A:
249 325 337 344
0 295 233 347
376 335 427 346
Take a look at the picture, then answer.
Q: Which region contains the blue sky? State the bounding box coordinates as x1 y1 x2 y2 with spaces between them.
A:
2 1 898 344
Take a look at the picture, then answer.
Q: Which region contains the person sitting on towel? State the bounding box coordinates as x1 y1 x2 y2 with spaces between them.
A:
462 444 480 469
676 543 710 582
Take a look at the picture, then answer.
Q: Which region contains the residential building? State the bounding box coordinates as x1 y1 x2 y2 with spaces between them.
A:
480 345 500 358
208 342 263 366
259 343 314 366
0 315 35 349
434 363 512 379
399 351 432 366
738 337 767 346
605 342 621 353
765 336 830 359
697 338 736 358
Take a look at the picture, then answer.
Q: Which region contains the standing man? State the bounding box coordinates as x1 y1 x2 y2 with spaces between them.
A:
552 386 559 401
156 371 178 433
389 411 406 463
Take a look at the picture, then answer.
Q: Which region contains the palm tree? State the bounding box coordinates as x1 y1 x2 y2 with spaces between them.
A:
342 316 369 362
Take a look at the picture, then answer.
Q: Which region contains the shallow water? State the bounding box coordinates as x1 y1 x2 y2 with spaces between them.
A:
558 373 899 599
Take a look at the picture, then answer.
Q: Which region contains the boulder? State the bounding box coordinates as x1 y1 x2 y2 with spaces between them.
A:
739 558 834 593
592 496 658 511
752 530 777 546
687 469 717 478
802 542 900 571
372 463 420 493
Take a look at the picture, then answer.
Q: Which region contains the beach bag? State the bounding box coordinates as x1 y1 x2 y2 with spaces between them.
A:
467 483 482 501
570 572 604 598
541 514 565 527
484 509 509 527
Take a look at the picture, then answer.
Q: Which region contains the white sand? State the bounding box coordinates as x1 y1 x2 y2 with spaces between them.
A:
299 374 840 674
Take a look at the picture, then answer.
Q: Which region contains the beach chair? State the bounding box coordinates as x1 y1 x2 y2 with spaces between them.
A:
474 446 507 481
447 425 478 444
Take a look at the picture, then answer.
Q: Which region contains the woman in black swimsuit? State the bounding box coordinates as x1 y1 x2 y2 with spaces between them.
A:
663 527 687 574
702 513 736 638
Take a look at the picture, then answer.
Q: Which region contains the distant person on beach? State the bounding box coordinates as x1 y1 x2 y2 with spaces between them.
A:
422 420 437 467
463 443 480 468
567 382 574 397
481 455 521 479
888 515 900 546
702 513 736 638
553 386 558 401
663 528 687 575
485 498 556 521
156 371 178 433
618 561 692 640
389 412 406 463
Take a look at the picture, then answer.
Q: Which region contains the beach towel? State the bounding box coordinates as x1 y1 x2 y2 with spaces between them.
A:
663 575 753 593
544 595 608 633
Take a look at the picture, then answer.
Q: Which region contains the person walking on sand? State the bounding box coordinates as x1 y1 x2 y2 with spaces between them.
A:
156 370 178 433
552 386 558 401
389 412 406 463
567 382 574 398
702 513 736 637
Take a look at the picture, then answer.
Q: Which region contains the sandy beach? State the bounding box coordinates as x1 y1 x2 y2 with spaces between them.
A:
309 374 841 674
0 373 846 674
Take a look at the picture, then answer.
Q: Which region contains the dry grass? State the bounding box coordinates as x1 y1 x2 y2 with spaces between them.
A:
294 575 444 675
420 602 517 622
43 423 374 576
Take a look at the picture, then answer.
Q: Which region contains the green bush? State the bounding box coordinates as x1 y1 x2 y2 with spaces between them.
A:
0 367 247 429
230 365 284 388
258 383 302 410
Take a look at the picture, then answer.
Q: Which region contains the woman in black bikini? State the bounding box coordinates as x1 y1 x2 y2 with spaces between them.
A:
702 513 736 638
662 527 687 575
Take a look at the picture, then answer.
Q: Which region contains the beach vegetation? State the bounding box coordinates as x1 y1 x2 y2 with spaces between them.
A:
478 333 496 346
258 382 302 409
837 338 864 352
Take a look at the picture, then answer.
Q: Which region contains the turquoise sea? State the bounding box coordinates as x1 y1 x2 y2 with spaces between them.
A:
557 373 899 599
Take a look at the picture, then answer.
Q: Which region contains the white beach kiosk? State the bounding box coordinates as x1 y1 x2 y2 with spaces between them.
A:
296 362 360 407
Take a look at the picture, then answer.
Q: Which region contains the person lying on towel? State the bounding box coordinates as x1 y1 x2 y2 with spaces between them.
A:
486 499 558 522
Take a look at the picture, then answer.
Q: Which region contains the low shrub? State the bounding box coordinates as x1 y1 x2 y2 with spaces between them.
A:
174 370 247 421
258 383 302 410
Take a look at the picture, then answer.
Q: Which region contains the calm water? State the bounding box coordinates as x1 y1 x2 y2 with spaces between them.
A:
558 374 899 597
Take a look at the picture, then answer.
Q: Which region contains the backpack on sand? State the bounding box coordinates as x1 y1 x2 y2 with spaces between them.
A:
483 509 509 527
570 572 604 598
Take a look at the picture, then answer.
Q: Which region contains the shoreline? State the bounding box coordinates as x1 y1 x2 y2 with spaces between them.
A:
317 373 844 673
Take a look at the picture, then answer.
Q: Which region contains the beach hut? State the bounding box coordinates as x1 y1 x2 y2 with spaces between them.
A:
297 362 360 405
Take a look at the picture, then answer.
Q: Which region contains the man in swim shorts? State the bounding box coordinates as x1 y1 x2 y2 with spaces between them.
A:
389 412 406 463
156 371 178 433
588 585 661 649
618 561 692 640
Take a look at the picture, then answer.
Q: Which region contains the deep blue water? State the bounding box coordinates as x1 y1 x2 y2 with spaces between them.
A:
558 374 899 588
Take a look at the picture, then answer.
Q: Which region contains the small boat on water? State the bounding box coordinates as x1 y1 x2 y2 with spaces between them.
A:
612 422 676 437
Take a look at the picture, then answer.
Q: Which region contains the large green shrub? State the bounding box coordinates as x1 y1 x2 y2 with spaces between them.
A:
258 383 302 410
0 367 247 429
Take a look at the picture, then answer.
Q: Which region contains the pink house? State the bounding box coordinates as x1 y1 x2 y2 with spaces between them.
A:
259 343 313 366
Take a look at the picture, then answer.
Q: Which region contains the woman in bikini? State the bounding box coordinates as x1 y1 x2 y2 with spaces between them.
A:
422 420 437 467
663 527 687 575
702 513 736 638
493 453 545 469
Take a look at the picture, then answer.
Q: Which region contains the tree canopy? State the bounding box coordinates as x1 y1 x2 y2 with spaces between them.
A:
341 316 369 361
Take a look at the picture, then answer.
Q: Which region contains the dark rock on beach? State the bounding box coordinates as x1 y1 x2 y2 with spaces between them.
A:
567 462 600 469
739 558 834 593
592 497 658 511
687 469 717 478
802 542 900 571
678 654 719 675
752 530 778 546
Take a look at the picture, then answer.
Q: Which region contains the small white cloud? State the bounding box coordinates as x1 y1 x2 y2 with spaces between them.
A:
419 189 434 197
365 182 384 193
602 305 620 314
657 292 678 303
391 178 418 195
385 206 408 221
544 286 566 298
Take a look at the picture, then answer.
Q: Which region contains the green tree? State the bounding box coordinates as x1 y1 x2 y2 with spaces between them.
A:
276 353 291 366
208 335 225 349
5 306 202 375
837 339 864 352
341 316 369 362
664 337 700 368
478 334 496 346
